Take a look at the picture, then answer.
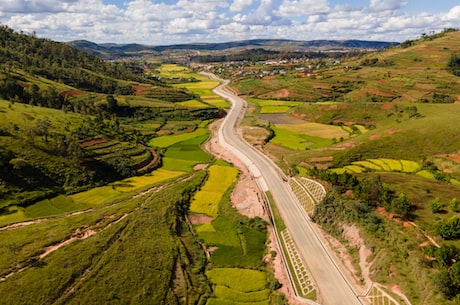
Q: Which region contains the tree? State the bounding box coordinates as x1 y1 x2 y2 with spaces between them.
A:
391 193 411 218
34 117 52 143
447 52 460 76
434 244 458 267
106 94 119 113
430 198 444 213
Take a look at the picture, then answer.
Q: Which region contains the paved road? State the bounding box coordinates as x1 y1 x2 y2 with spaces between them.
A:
206 73 364 305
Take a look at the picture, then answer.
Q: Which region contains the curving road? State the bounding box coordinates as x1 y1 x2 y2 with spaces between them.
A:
205 73 364 305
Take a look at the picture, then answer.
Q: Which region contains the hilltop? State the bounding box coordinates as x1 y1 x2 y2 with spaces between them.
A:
68 38 398 60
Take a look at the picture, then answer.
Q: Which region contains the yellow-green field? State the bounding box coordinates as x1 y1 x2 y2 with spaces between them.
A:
249 98 304 114
334 158 422 175
276 122 349 139
206 268 267 292
70 186 123 205
189 165 238 217
176 99 209 108
158 64 229 108
113 169 186 192
148 127 208 148
158 64 191 78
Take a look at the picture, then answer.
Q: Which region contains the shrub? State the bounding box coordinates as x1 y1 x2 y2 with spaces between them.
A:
430 198 444 213
436 216 460 240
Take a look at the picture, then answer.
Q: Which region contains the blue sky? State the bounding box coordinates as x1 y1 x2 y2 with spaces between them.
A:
0 0 458 45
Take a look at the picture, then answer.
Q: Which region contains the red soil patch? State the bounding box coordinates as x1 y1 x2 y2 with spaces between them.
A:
272 88 289 98
381 103 393 110
337 103 348 109
376 206 395 220
80 138 107 148
369 134 381 140
135 148 159 172
61 89 86 97
438 153 460 163
188 214 213 224
385 128 403 134
133 85 149 96
377 79 388 83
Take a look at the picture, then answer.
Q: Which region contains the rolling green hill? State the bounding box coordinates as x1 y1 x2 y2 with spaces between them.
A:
0 26 221 209
227 28 460 304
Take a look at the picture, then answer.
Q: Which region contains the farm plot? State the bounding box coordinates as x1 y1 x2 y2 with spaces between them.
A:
160 134 212 172
249 98 303 114
205 268 269 305
334 158 422 175
270 126 332 150
159 64 229 108
149 127 208 148
190 165 238 217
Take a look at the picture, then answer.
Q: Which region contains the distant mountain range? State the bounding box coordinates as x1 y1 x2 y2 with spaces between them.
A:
67 39 399 59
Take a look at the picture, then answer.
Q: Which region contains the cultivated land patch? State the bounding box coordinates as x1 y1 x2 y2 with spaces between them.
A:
271 125 332 150
249 98 304 114
205 268 269 305
148 127 208 148
189 165 238 217
158 64 229 108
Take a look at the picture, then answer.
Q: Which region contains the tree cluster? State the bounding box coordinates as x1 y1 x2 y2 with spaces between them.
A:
0 25 143 94
310 169 413 219
423 244 460 299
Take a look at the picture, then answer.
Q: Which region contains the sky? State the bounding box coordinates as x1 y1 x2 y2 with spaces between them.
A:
0 0 458 45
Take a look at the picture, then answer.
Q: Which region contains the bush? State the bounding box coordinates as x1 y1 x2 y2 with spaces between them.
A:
436 216 460 240
430 198 444 213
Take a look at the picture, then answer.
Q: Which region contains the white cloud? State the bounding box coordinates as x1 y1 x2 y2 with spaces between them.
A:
0 0 458 44
277 0 329 16
369 0 408 12
230 0 253 12
444 6 460 20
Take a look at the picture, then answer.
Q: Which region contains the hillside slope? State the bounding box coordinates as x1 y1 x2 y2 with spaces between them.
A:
0 26 221 208
225 29 460 305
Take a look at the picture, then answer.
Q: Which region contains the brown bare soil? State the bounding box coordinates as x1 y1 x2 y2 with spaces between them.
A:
188 214 213 225
135 148 159 172
314 222 373 295
133 85 149 96
79 138 108 148
272 88 290 98
386 128 403 134
381 103 394 110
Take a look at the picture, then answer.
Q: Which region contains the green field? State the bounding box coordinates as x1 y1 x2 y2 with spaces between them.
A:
249 98 304 114
148 127 209 148
271 125 332 150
